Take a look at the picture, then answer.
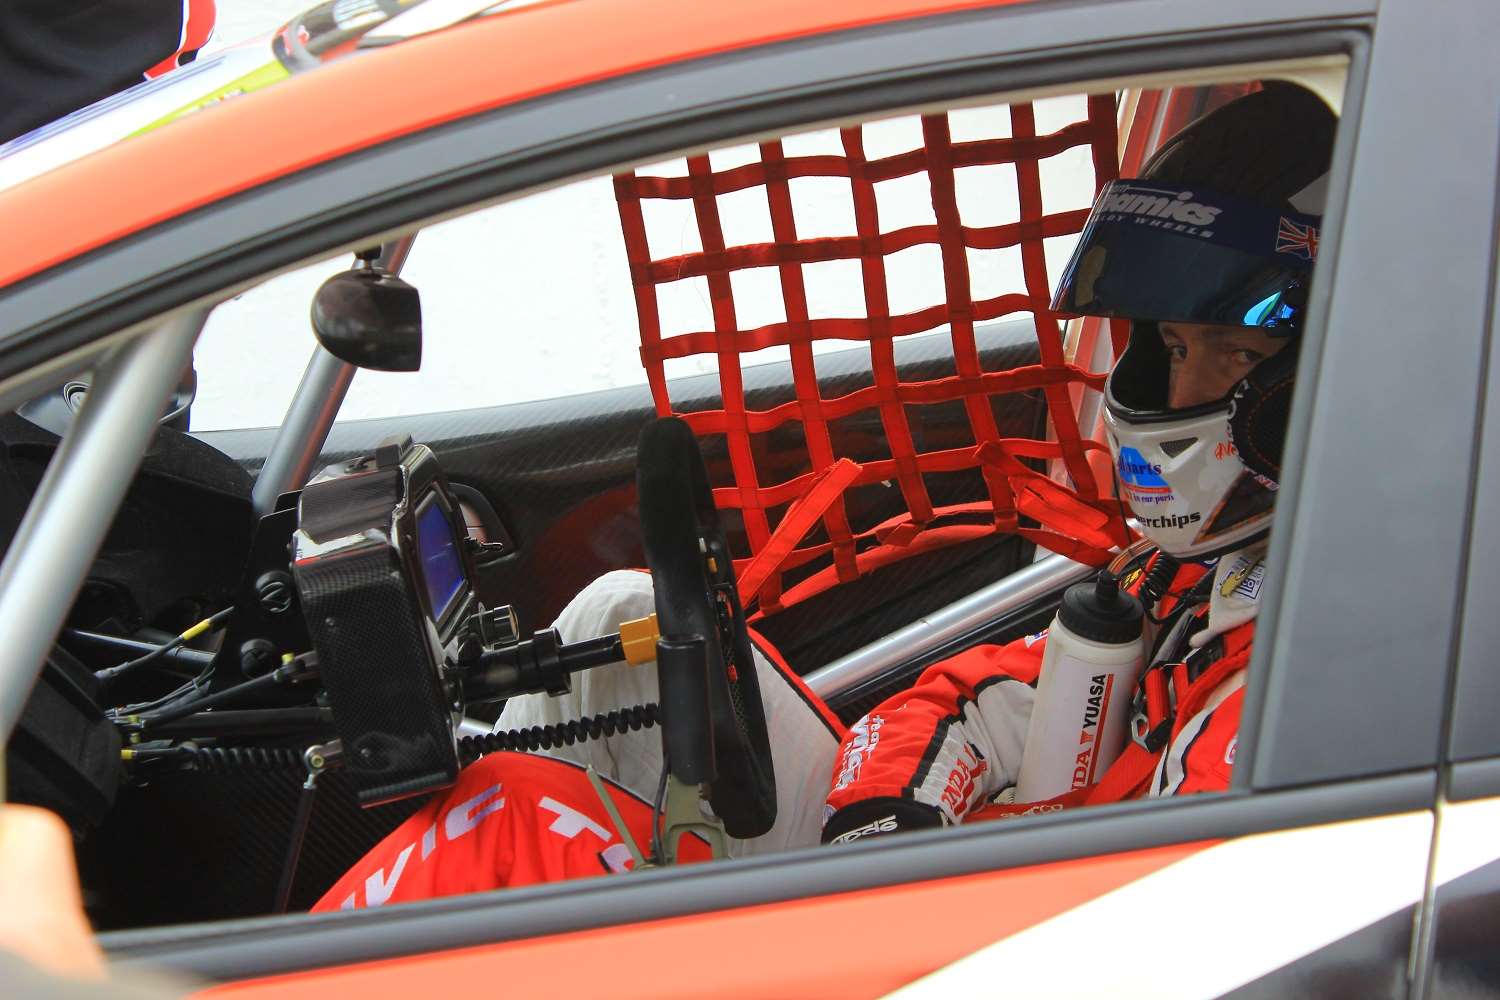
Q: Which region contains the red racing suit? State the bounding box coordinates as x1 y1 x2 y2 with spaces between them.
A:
821 544 1265 844
314 752 711 911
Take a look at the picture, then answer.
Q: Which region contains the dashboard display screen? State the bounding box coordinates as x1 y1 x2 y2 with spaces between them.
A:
415 493 466 624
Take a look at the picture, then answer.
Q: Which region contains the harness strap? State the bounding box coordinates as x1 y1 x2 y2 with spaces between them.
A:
974 440 1132 564
1142 668 1171 735
1085 636 1252 805
1129 582 1209 750
734 457 862 605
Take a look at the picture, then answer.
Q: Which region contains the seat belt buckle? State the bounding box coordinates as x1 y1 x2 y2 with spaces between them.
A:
1130 711 1172 752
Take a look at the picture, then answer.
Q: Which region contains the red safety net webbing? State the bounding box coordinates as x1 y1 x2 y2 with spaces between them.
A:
615 96 1125 615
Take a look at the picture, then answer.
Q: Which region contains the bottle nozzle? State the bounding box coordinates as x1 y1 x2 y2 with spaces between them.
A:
1094 570 1120 605
1058 569 1144 644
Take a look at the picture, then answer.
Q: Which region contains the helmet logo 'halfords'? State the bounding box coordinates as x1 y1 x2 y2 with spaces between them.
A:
1100 187 1222 227
1137 511 1202 530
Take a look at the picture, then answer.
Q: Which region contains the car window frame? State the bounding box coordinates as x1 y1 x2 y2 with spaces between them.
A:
0 0 1447 978
1444 211 1500 776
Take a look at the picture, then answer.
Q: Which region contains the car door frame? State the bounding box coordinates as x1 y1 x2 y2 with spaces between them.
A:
1413 69 1500 995
7 0 1489 985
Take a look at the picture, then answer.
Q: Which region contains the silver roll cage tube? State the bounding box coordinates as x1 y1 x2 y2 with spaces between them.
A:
0 308 207 743
803 551 1093 701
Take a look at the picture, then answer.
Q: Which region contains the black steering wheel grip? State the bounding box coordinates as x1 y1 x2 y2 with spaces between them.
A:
636 417 776 840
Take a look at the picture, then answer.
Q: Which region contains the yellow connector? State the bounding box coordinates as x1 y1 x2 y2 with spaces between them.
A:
179 616 216 642
618 613 660 666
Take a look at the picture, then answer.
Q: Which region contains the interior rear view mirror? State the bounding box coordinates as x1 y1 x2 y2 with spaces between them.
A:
310 248 422 372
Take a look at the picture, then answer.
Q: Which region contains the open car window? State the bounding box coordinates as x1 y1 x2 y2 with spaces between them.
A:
23 65 1342 936
26 2 1481 983
192 95 1103 431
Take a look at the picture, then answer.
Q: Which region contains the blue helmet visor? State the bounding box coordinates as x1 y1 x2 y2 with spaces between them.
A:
1051 180 1321 330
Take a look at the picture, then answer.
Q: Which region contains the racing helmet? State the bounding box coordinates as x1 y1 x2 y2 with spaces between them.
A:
1052 84 1337 558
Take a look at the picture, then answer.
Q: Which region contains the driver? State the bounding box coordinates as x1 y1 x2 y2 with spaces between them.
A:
821 83 1336 841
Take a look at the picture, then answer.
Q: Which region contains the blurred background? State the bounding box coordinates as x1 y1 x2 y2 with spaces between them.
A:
45 2 1097 433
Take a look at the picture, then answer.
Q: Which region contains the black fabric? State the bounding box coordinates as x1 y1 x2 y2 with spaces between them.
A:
1143 83 1337 207
821 796 944 845
1228 338 1300 487
0 0 194 144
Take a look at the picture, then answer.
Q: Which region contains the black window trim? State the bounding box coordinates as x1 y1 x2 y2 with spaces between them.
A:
1439 133 1500 772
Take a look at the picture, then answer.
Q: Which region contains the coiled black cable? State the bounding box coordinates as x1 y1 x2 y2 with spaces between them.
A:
136 703 659 774
1139 553 1181 619
171 745 306 773
460 703 659 762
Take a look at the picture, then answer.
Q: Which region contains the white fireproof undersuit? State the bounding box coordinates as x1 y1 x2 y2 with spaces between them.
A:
494 570 841 857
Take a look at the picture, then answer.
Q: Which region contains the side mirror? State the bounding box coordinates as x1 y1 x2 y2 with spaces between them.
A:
310 249 422 372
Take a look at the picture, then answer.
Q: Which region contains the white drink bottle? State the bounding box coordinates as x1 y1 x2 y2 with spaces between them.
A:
1015 572 1145 802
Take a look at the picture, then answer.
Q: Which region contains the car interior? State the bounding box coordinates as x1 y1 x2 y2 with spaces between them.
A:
1 65 1345 931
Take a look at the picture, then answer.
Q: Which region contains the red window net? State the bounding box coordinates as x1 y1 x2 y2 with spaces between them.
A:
614 96 1128 615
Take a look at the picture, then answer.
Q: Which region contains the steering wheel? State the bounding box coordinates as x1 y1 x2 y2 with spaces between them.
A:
636 417 777 840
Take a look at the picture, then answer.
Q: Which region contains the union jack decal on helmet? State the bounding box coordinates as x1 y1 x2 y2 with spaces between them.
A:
1275 216 1320 260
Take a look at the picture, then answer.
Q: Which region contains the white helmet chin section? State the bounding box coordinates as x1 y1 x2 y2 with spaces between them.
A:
1104 403 1274 560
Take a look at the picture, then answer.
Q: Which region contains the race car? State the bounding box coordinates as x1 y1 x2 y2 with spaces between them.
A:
0 0 1497 996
